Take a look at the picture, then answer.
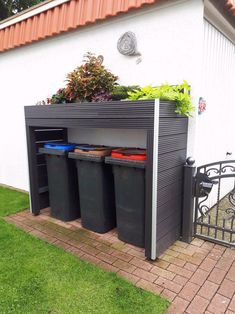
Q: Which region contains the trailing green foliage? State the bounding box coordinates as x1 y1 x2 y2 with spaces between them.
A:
127 81 195 117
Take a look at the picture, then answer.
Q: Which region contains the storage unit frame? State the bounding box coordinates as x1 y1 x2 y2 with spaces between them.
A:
25 99 188 260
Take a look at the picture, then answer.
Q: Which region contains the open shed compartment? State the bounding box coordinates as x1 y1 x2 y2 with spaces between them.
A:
24 100 188 260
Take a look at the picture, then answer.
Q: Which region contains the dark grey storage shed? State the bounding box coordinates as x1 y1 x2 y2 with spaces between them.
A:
24 99 188 260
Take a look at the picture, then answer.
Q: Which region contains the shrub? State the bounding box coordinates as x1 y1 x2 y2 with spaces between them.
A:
127 81 195 117
65 53 118 102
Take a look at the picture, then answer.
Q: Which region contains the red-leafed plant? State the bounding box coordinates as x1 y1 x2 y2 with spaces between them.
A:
65 52 118 103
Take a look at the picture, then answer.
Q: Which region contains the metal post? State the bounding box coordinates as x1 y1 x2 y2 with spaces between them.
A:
181 157 196 243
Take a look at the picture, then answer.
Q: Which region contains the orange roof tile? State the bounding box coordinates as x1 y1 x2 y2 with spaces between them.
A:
226 0 235 15
0 0 157 53
0 0 234 53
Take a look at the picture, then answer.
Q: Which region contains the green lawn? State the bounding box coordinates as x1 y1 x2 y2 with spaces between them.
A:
0 186 29 217
0 186 169 314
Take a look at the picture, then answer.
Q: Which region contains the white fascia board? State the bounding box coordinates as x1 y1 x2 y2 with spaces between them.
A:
0 0 70 30
204 0 235 43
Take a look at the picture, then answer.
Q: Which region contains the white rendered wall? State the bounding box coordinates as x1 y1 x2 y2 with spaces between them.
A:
195 19 235 207
0 0 204 191
195 19 235 166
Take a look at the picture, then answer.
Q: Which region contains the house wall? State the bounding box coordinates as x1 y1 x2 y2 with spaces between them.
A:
195 19 235 166
0 0 204 191
195 18 235 207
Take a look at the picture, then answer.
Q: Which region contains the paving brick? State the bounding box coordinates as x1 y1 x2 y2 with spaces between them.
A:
223 248 235 261
126 244 144 252
19 224 34 232
191 238 205 247
200 257 217 272
228 295 235 311
53 240 73 251
98 261 119 273
161 254 186 267
95 243 114 254
216 257 234 272
164 249 180 258
167 297 189 314
194 246 211 257
151 265 175 280
129 257 153 271
208 249 224 261
96 252 117 265
226 310 235 314
190 268 209 286
161 289 176 302
133 268 157 283
68 238 84 249
184 262 198 272
80 244 100 256
186 295 209 314
178 282 200 302
218 278 235 298
198 280 219 300
226 266 235 282
178 253 202 266
82 254 101 265
201 241 215 250
151 258 170 269
208 267 227 284
113 259 136 274
111 241 127 251
167 264 193 279
70 248 85 258
155 277 182 294
170 245 195 256
207 293 230 313
174 240 189 248
173 275 188 286
127 248 145 259
111 250 133 262
214 244 226 253
117 270 140 284
136 279 163 295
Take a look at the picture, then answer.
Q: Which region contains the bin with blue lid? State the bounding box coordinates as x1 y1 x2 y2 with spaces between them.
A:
69 145 116 233
39 143 80 221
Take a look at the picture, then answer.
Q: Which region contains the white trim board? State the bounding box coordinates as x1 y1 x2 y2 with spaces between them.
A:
0 0 70 30
204 0 235 44
151 99 160 260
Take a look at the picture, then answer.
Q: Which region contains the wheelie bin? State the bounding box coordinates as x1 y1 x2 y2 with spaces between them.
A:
69 145 116 233
39 143 80 221
105 148 146 247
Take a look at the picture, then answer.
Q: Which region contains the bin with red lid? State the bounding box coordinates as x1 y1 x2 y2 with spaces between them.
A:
105 148 146 247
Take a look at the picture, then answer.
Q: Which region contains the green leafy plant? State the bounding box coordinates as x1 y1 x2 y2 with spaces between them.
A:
50 88 69 104
111 85 140 101
65 52 118 102
127 81 195 117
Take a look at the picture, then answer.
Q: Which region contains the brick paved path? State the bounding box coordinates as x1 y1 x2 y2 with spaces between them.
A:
5 209 235 314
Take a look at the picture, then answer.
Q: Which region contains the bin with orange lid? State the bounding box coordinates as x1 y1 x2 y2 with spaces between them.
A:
74 144 112 157
105 148 146 248
68 146 116 233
